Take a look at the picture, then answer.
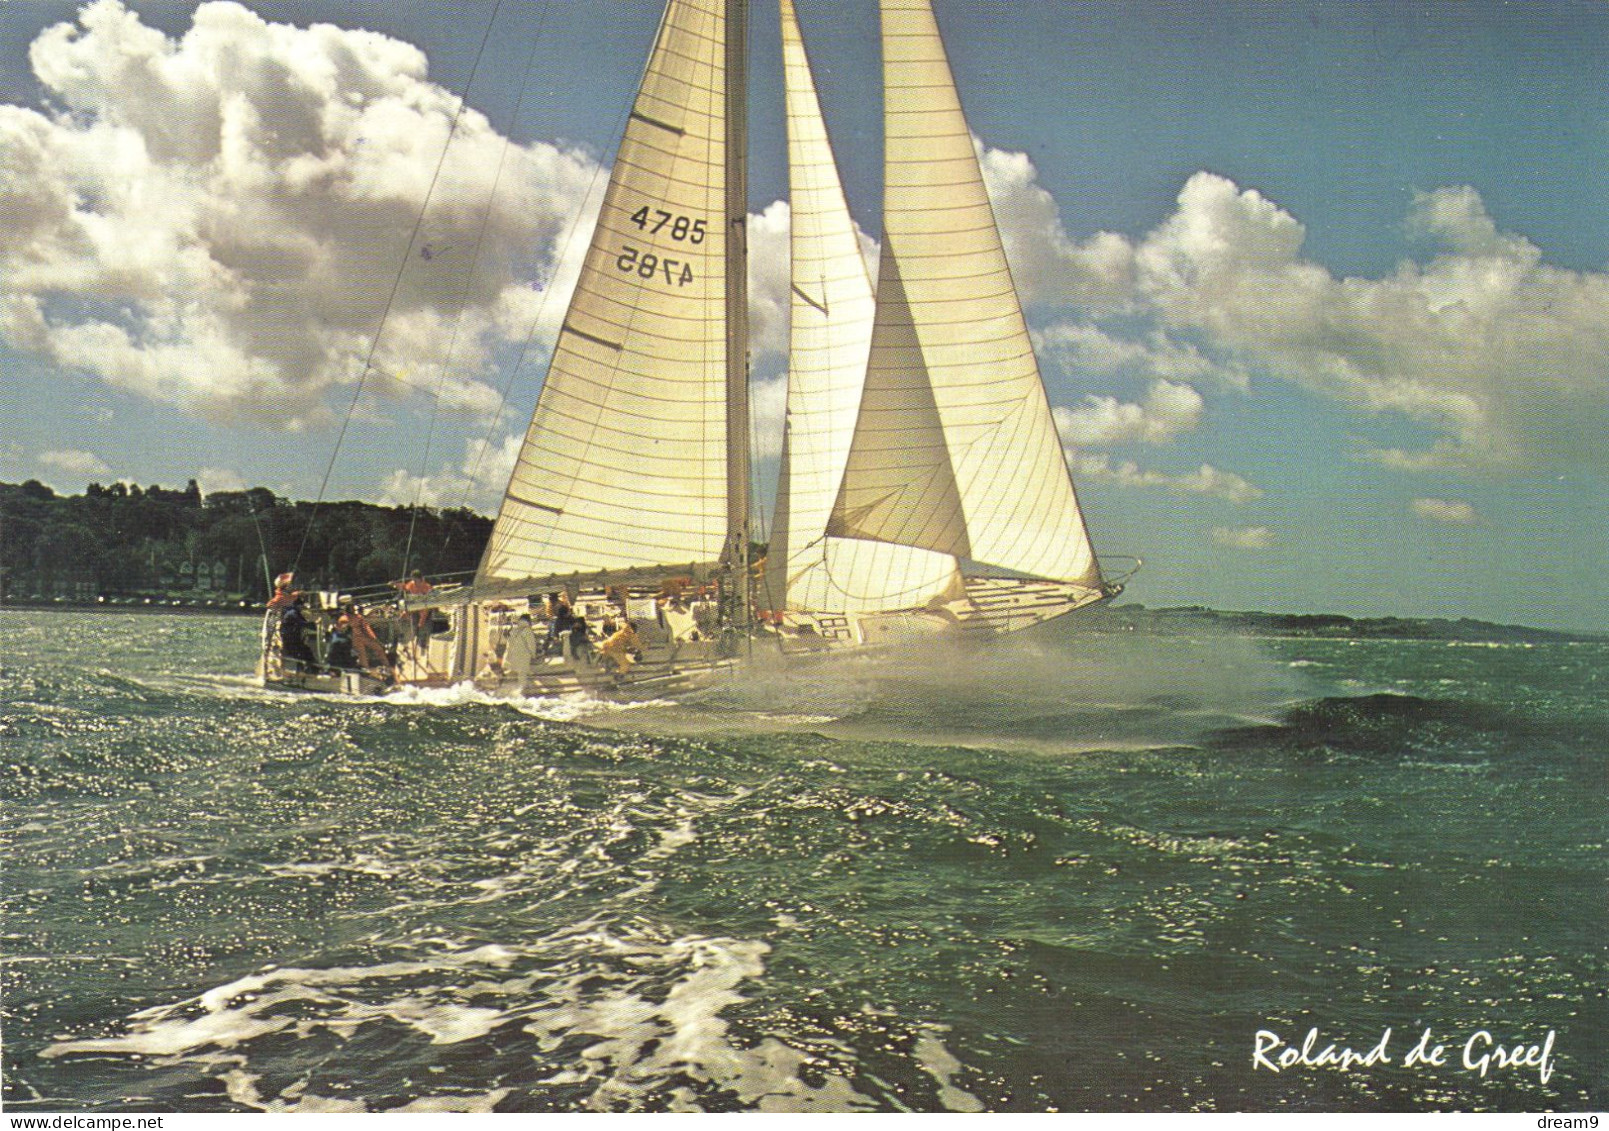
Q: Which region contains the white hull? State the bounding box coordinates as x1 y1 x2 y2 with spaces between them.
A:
257 576 1117 701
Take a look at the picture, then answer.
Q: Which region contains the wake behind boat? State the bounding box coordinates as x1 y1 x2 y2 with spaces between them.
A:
259 0 1134 699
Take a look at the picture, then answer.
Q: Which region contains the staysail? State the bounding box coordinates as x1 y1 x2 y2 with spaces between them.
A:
766 0 961 614
827 0 1101 589
479 0 735 585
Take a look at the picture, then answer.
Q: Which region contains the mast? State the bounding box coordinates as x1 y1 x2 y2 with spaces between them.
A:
723 0 751 627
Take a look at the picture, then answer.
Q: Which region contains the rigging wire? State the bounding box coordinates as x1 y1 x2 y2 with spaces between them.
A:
450 10 616 517
747 358 775 616
401 0 557 579
453 6 671 571
291 0 509 582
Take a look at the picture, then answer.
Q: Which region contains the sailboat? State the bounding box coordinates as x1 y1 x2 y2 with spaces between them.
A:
260 0 1128 698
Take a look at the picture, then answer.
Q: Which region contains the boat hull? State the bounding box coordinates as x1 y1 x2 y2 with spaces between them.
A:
257 577 1115 700
767 577 1116 655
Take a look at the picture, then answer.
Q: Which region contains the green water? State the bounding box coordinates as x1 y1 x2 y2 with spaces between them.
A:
2 610 1603 1111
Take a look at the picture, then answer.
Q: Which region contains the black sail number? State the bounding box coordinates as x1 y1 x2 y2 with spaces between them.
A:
629 206 706 243
614 204 705 288
616 244 695 288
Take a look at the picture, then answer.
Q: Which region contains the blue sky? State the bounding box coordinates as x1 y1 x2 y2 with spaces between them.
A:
1 0 1605 631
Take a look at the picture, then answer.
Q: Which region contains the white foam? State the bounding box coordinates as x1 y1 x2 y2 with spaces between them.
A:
390 1088 512 1113
42 1005 294 1059
41 922 871 1112
914 1027 985 1113
522 931 874 1112
42 946 525 1062
265 853 402 879
379 680 673 722
213 675 673 722
221 1068 368 1113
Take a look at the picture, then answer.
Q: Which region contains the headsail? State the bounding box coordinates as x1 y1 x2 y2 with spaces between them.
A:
479 0 734 585
827 0 1101 589
766 0 961 614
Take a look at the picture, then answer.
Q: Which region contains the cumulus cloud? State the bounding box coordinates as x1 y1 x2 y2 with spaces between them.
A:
1037 322 1249 391
381 430 521 511
978 141 1134 310
1069 453 1262 504
39 448 111 476
1410 497 1478 525
13 3 1602 499
747 201 792 361
1 0 603 429
751 374 788 462
196 466 247 494
1052 379 1204 448
978 140 1609 477
1212 525 1275 550
1131 173 1609 473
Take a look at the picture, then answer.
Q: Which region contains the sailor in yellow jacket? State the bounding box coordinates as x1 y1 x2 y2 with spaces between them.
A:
598 619 642 674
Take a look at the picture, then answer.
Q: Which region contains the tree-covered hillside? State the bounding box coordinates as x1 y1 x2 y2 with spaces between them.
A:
0 479 491 606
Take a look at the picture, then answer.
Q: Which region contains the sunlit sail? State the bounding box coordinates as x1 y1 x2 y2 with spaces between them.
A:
261 0 1123 698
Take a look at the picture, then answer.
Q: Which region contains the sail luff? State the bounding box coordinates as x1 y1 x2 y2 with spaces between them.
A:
828 0 1101 588
477 0 732 586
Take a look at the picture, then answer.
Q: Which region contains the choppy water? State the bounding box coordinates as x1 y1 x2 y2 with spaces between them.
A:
2 609 1603 1112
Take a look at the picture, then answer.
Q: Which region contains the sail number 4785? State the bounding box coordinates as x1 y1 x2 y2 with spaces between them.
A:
629 206 705 243
616 206 704 287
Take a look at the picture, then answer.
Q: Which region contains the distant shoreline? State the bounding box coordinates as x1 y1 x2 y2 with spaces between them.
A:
2 597 1599 644
1071 604 1601 645
0 597 265 617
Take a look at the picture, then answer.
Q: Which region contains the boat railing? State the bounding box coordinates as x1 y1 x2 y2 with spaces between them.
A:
1098 555 1143 595
417 561 728 610
330 569 480 607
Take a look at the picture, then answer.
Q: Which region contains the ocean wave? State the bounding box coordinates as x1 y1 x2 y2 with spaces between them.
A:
1205 692 1606 765
40 923 883 1113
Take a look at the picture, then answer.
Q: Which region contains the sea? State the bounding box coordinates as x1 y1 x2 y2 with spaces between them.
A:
2 608 1603 1114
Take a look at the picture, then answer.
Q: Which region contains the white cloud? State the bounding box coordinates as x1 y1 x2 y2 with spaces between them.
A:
1410 497 1478 525
1069 453 1262 504
1405 185 1537 263
1037 322 1249 391
747 201 792 361
1212 525 1275 550
196 466 247 494
1 0 603 429
977 140 1609 476
751 374 788 462
39 448 111 476
12 4 1602 494
1129 173 1609 473
977 141 1134 310
380 431 521 512
1052 379 1204 448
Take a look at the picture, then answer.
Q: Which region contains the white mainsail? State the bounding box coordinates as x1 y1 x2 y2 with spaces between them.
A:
766 0 961 615
827 0 1101 589
479 0 733 585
